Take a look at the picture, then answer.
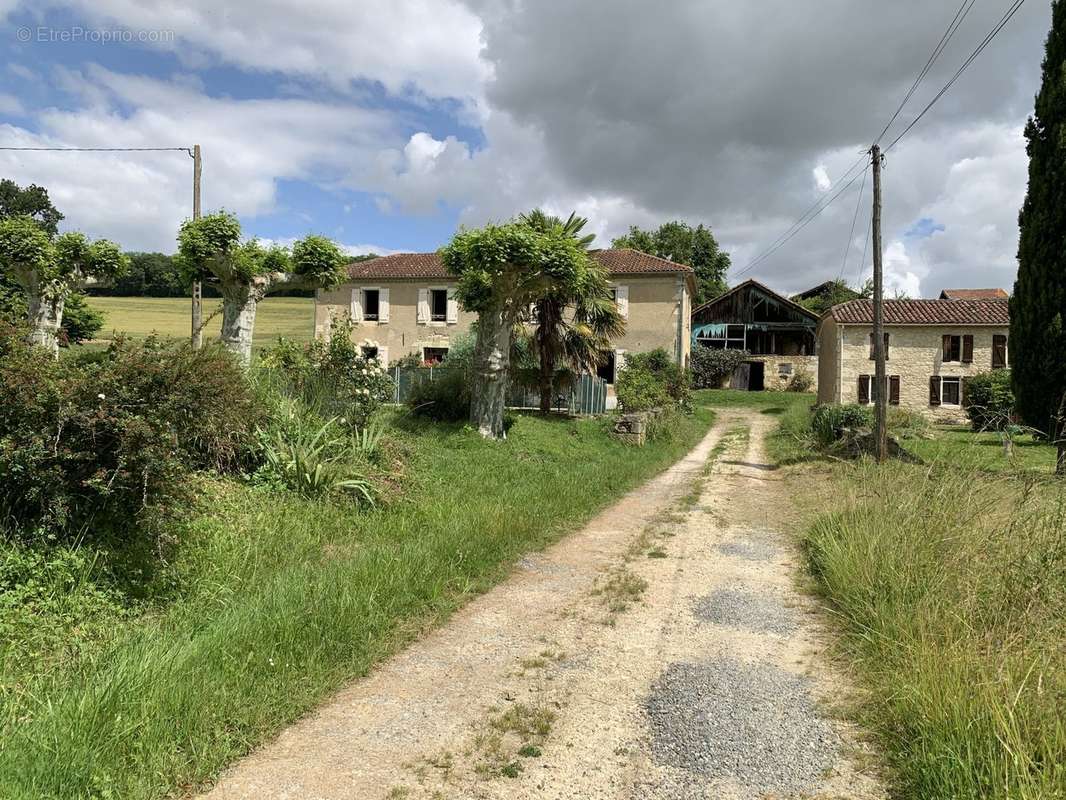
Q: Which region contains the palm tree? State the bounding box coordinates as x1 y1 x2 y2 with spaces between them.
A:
518 210 626 414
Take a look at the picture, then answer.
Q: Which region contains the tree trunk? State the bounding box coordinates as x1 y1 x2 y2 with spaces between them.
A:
538 354 555 415
1057 441 1065 476
471 299 518 439
26 282 65 357
220 281 261 366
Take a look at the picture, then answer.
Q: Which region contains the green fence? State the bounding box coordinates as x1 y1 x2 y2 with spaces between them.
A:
392 368 607 415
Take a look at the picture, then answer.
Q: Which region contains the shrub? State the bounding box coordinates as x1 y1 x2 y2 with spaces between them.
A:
811 403 872 445
617 348 691 413
887 407 930 440
786 367 814 393
0 328 264 539
964 370 1015 431
407 368 472 421
690 347 749 389
260 318 394 427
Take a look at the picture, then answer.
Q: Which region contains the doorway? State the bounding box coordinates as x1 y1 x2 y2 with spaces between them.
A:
729 360 765 391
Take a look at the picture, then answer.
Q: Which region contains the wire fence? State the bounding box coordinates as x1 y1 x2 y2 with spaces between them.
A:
391 368 608 415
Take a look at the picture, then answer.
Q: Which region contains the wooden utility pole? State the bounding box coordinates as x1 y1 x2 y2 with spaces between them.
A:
191 144 203 349
871 144 887 463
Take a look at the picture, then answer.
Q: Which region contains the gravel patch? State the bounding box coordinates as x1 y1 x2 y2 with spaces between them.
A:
644 658 838 796
715 534 779 562
693 588 798 635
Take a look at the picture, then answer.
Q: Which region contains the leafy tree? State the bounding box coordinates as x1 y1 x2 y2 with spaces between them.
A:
440 221 595 439
109 252 186 297
0 179 63 236
177 211 345 365
519 209 625 414
0 216 126 354
612 220 730 305
793 279 862 315
1013 0 1066 474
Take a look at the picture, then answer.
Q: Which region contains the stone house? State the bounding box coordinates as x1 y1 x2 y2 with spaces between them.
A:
816 298 1010 422
691 279 819 391
314 248 694 381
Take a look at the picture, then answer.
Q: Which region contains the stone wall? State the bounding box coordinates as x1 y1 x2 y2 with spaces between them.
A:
751 354 819 392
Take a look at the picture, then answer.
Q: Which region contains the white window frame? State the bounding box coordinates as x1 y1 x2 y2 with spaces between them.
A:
938 375 962 406
427 287 449 325
361 287 381 322
611 284 629 319
421 345 450 365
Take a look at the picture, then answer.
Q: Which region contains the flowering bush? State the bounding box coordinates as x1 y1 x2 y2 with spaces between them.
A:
690 346 748 389
261 318 394 427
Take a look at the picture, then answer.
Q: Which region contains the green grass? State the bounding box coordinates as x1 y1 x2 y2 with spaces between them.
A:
903 424 1059 474
84 295 314 349
0 405 714 799
805 462 1065 799
693 389 816 465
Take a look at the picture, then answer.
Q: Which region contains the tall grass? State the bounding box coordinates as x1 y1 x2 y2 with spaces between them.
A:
0 406 713 799
806 462 1066 799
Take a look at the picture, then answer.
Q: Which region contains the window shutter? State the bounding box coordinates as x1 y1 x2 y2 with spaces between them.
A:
942 334 952 360
446 288 459 324
417 288 429 324
615 349 627 382
992 334 1007 369
351 288 363 323
962 334 974 363
889 375 900 405
378 288 390 322
615 285 629 319
929 376 941 406
857 374 870 404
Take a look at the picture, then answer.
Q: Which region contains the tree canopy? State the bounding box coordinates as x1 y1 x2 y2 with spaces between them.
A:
0 179 63 237
1012 0 1066 473
612 220 730 305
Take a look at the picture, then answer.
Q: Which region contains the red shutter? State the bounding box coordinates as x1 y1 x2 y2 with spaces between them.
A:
942 334 953 361
858 375 870 404
929 376 941 406
889 375 900 405
992 335 1007 369
962 334 974 363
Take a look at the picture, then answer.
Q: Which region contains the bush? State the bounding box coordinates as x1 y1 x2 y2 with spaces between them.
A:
617 348 691 413
406 368 472 421
260 318 394 428
786 367 814 393
59 291 105 345
887 407 930 440
690 346 749 389
964 370 1015 431
811 403 872 445
0 328 264 540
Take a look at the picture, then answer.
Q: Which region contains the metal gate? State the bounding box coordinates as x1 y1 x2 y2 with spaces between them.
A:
392 368 607 415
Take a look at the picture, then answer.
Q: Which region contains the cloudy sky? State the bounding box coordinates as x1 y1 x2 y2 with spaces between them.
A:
0 0 1050 296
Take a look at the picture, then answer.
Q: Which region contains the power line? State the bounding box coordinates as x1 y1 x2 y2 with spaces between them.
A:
855 200 873 290
837 164 869 281
0 146 194 156
885 0 1027 152
874 0 977 147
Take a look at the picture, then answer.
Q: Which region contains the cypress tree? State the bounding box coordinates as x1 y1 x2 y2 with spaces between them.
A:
1013 0 1066 473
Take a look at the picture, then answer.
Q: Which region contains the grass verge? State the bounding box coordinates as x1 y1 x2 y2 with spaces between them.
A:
804 461 1065 799
0 404 713 800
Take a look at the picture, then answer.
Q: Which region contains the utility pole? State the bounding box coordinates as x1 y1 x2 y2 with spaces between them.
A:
191 144 203 349
870 144 887 463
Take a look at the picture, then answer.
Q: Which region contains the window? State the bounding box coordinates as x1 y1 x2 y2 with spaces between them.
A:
360 345 379 360
697 324 746 350
942 334 974 363
778 363 793 376
430 289 448 322
422 347 448 365
857 374 900 405
362 289 380 321
992 334 1008 369
941 376 961 405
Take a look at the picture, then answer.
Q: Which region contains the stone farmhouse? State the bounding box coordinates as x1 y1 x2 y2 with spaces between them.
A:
816 297 1010 422
314 248 695 382
691 279 820 391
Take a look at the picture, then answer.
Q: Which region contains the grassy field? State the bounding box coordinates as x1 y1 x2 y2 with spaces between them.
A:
0 402 715 799
85 295 315 348
903 424 1060 473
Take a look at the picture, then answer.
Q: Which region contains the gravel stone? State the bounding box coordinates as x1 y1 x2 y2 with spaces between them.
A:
715 534 779 562
644 658 838 796
693 588 799 635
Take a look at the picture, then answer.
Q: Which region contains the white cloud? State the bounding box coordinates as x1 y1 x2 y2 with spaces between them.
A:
812 164 832 192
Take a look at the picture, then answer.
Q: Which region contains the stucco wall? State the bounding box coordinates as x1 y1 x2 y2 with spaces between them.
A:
315 274 688 366
831 324 1009 422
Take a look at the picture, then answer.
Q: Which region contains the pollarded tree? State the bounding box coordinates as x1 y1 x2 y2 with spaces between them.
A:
518 209 625 414
440 221 595 439
1013 0 1066 474
0 216 126 354
177 212 345 365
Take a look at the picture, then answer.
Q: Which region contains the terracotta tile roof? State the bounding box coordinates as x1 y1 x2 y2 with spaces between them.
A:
346 248 692 280
829 298 1009 326
939 288 1009 300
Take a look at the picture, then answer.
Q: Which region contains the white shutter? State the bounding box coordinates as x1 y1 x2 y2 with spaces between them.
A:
615 285 629 319
351 288 363 323
446 288 459 324
614 349 627 383
378 288 390 322
378 346 389 367
417 288 429 324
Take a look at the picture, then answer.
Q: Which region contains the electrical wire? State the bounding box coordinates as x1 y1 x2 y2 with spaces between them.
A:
0 146 193 156
837 165 869 281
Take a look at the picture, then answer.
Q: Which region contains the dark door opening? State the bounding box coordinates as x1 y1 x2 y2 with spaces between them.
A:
728 360 765 391
596 351 616 383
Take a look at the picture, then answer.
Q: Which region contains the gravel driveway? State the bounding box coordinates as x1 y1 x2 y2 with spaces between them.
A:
201 410 884 800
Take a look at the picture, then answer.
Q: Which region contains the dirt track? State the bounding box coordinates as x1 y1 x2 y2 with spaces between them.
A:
201 410 883 800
